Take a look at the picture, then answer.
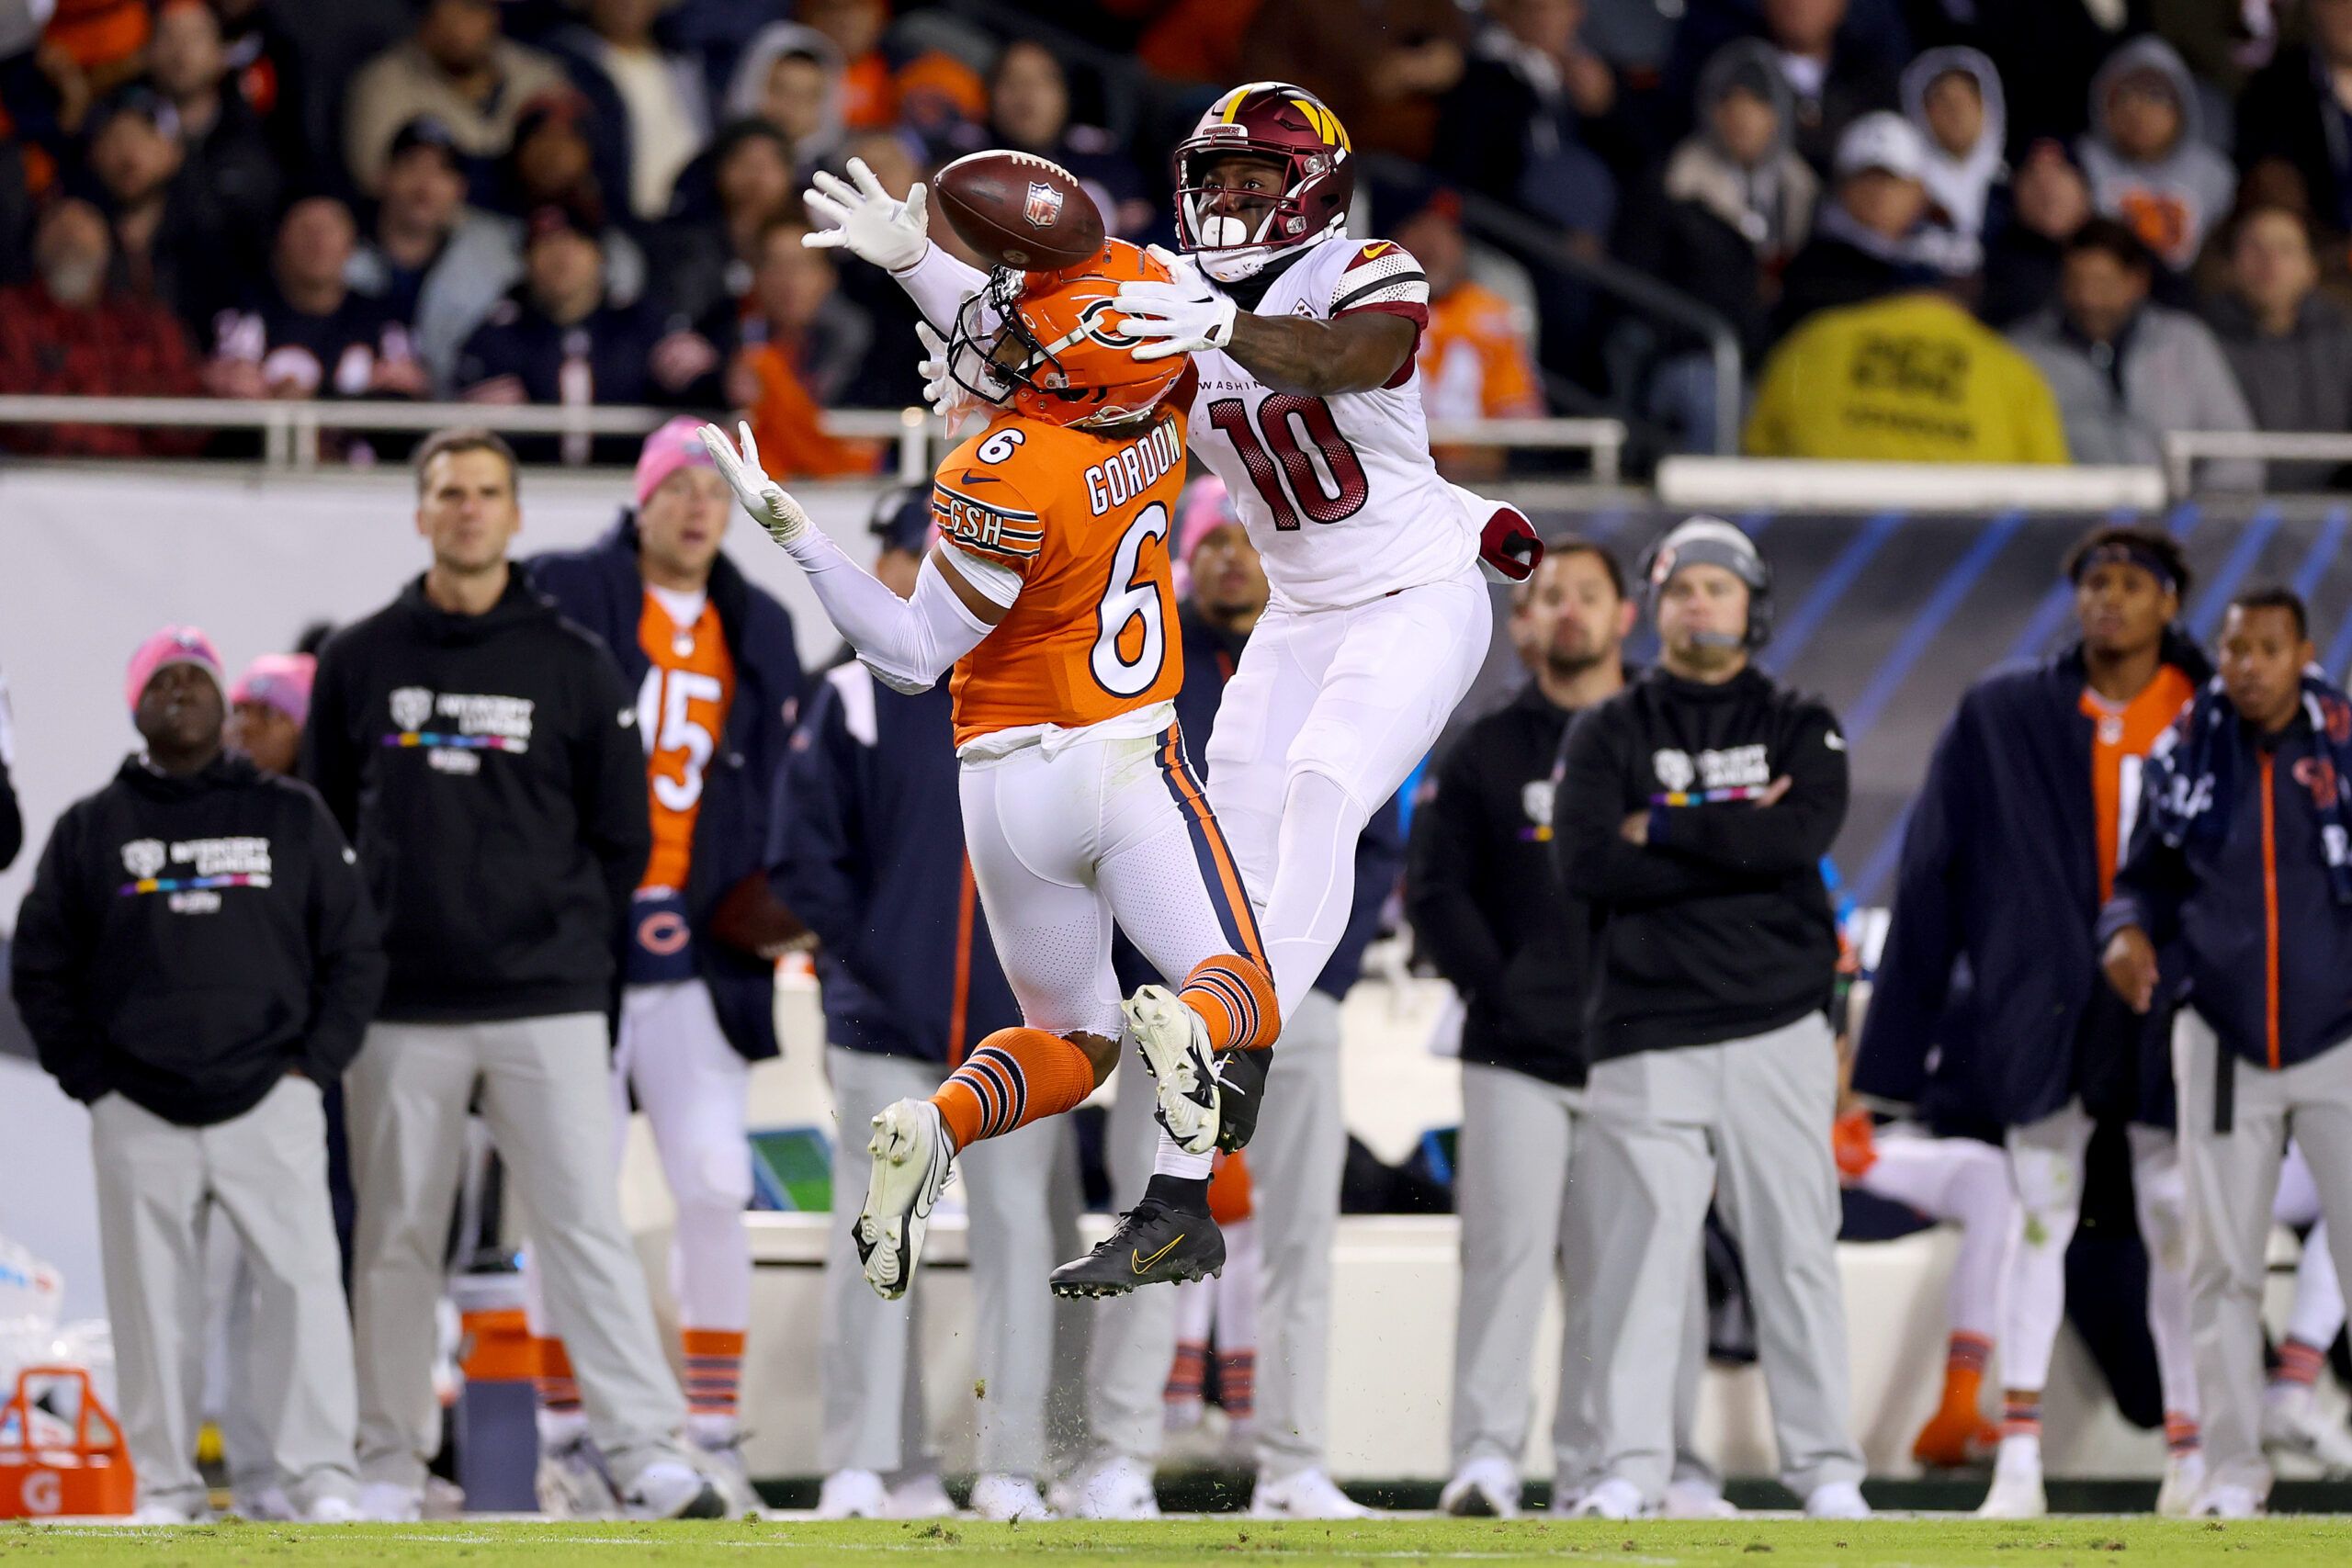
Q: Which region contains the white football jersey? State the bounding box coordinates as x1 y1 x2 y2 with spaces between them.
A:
1185 233 1476 612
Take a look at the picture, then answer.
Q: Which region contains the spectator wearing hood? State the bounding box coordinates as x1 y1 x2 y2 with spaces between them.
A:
1902 46 2006 242
0 197 205 457
2079 37 2237 275
1771 112 1977 343
1661 0 1904 176
2234 0 2352 238
548 0 712 224
2011 217 2259 486
2204 201 2352 491
347 117 518 394
723 22 847 173
1979 139 2094 329
451 200 714 464
1625 39 1819 359
948 40 1153 239
1433 0 1624 237
343 0 569 197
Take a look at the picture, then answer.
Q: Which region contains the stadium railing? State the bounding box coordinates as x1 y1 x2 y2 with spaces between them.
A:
1658 456 2169 513
0 397 1631 484
2161 429 2352 499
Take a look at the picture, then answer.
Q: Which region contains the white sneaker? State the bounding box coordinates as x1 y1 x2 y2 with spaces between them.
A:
884 1471 956 1520
1068 1453 1160 1520
621 1458 725 1521
816 1469 887 1520
1804 1480 1871 1520
2156 1451 2206 1518
691 1426 763 1519
2264 1384 2352 1473
423 1476 468 1520
1125 985 1219 1155
968 1472 1054 1521
2189 1481 2266 1518
356 1481 423 1523
1664 1477 1738 1518
130 1498 208 1525
537 1433 620 1519
1571 1476 1649 1519
1251 1468 1373 1519
1976 1436 2047 1519
857 1099 956 1300
301 1495 363 1523
1439 1455 1520 1518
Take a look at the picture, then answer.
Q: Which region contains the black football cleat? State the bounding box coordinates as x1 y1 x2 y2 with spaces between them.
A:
1210 1046 1269 1153
1049 1201 1225 1299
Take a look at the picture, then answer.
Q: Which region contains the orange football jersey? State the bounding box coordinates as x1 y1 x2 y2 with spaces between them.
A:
933 407 1190 747
637 592 737 892
2082 664 2196 902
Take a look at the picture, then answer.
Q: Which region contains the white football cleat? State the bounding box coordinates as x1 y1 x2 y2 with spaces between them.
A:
1125 986 1219 1156
1251 1467 1373 1519
621 1458 725 1520
537 1432 620 1519
816 1469 886 1520
301 1495 363 1524
2264 1384 2352 1473
1570 1476 1649 1519
1804 1480 1871 1520
356 1481 423 1523
969 1472 1055 1521
884 1471 956 1520
1061 1452 1160 1519
1439 1455 1521 1517
2156 1451 2206 1518
1664 1476 1739 1518
1976 1435 2046 1518
856 1099 956 1300
130 1497 209 1525
2189 1481 2266 1518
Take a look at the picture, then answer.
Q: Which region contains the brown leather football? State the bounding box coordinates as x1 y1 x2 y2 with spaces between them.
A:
933 150 1106 271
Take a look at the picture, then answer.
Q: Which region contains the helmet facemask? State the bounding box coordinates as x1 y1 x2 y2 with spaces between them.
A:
1174 146 1340 282
946 264 1182 433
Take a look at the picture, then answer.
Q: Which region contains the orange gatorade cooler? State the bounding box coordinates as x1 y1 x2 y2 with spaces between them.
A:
0 1367 134 1517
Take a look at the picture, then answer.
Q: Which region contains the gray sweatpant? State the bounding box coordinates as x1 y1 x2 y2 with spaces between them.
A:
94 1077 359 1516
2174 1009 2352 1497
1581 1013 1863 1503
346 1014 688 1494
1453 1062 1712 1490
820 1045 1064 1478
1083 1043 1182 1461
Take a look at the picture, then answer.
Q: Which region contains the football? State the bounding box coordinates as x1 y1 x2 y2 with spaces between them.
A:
933 149 1106 271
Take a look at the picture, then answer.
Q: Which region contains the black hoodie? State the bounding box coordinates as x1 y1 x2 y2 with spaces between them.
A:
305 568 651 1022
1554 665 1849 1061
10 753 384 1124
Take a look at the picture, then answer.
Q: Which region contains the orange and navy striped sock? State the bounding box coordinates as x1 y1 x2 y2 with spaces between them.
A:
2165 1411 2201 1455
932 1027 1098 1151
1216 1348 1257 1420
1166 1341 1207 1404
1941 1332 1991 1415
1178 954 1281 1054
683 1328 745 1422
2275 1336 2327 1389
533 1337 580 1416
2002 1391 2041 1440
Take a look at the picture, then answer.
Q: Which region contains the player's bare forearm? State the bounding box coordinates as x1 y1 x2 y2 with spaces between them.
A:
1225 310 1415 396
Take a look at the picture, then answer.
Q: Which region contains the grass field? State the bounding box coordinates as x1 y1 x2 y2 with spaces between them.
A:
8 1517 2351 1567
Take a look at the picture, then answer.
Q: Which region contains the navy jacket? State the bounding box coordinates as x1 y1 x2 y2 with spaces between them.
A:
1113 603 1403 1001
529 518 805 1061
770 664 1020 1063
2100 705 2352 1075
1855 637 2211 1128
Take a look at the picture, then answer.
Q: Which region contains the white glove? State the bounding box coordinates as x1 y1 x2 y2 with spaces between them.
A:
1113 247 1237 363
916 321 980 426
698 420 811 549
802 157 931 274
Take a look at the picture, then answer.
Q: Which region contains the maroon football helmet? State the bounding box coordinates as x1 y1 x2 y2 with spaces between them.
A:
1172 82 1354 281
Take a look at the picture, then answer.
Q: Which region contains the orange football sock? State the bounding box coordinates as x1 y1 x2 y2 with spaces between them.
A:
932 1027 1097 1150
1941 1331 1989 1416
682 1327 745 1420
1178 954 1281 1053
532 1336 579 1415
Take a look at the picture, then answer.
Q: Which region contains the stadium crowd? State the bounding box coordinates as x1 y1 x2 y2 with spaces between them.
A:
13 0 2352 474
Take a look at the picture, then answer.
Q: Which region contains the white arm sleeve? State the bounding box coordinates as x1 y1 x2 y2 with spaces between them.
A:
892 243 993 333
783 526 1001 694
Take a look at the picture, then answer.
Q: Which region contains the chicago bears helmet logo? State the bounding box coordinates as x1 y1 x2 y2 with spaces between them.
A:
1023 180 1066 229
390 686 434 732
121 839 166 879
1653 749 1696 792
1075 296 1142 348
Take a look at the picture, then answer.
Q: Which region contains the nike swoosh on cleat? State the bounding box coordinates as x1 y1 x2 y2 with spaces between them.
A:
1132 1235 1185 1273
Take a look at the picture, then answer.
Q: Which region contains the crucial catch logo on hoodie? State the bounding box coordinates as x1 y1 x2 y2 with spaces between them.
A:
383 686 536 774
118 835 275 913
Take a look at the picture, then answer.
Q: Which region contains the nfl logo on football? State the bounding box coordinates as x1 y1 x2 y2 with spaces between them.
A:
1022 180 1065 231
